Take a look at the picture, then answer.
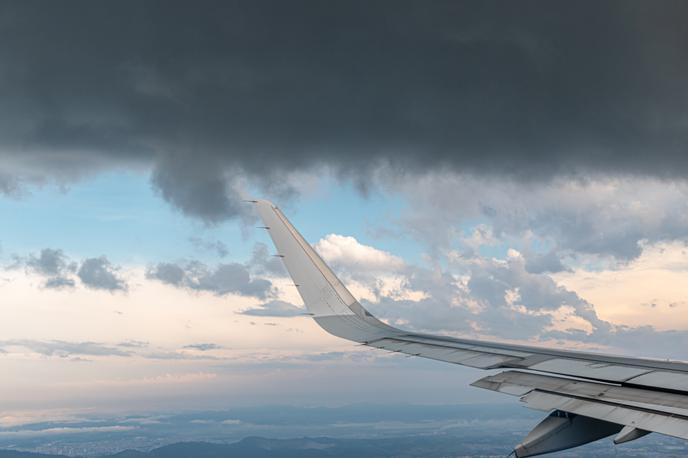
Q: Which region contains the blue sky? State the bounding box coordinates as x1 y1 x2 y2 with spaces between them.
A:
1 172 421 266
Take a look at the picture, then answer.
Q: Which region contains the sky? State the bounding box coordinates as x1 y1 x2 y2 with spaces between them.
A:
2 0 688 428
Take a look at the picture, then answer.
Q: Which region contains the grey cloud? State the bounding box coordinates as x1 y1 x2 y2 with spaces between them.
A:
249 243 287 276
1 1 688 222
14 248 77 289
239 300 304 317
356 251 688 355
189 237 229 258
44 277 76 289
141 350 221 360
363 267 478 336
0 339 227 360
300 351 377 363
468 257 582 313
24 248 73 276
12 249 129 291
147 261 274 298
0 340 131 358
524 250 570 274
0 173 20 196
147 262 185 286
467 255 609 337
300 230 688 356
394 175 688 261
118 340 149 348
77 256 128 292
190 263 273 298
183 343 222 351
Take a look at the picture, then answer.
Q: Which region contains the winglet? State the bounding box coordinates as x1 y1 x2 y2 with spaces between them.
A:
254 200 398 342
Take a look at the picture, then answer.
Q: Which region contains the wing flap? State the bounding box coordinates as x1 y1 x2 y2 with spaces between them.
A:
473 370 688 440
522 391 688 441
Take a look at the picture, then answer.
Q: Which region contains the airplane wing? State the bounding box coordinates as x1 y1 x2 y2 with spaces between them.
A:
253 200 688 457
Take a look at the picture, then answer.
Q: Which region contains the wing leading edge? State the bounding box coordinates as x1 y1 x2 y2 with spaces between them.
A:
253 200 688 456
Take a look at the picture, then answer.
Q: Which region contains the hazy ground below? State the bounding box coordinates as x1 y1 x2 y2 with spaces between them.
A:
1 404 686 457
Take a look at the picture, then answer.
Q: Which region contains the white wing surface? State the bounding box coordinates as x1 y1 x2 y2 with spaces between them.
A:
253 200 688 457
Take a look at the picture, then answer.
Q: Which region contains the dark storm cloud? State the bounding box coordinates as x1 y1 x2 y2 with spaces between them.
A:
146 260 275 298
1 0 688 221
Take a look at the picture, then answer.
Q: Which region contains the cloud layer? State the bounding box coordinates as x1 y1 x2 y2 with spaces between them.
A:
391 174 688 262
312 233 688 359
1 1 688 222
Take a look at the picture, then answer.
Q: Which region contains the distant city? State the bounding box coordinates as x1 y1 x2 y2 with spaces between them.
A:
1 404 686 457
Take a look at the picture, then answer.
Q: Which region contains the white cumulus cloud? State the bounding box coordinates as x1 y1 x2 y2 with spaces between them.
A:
314 234 405 272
